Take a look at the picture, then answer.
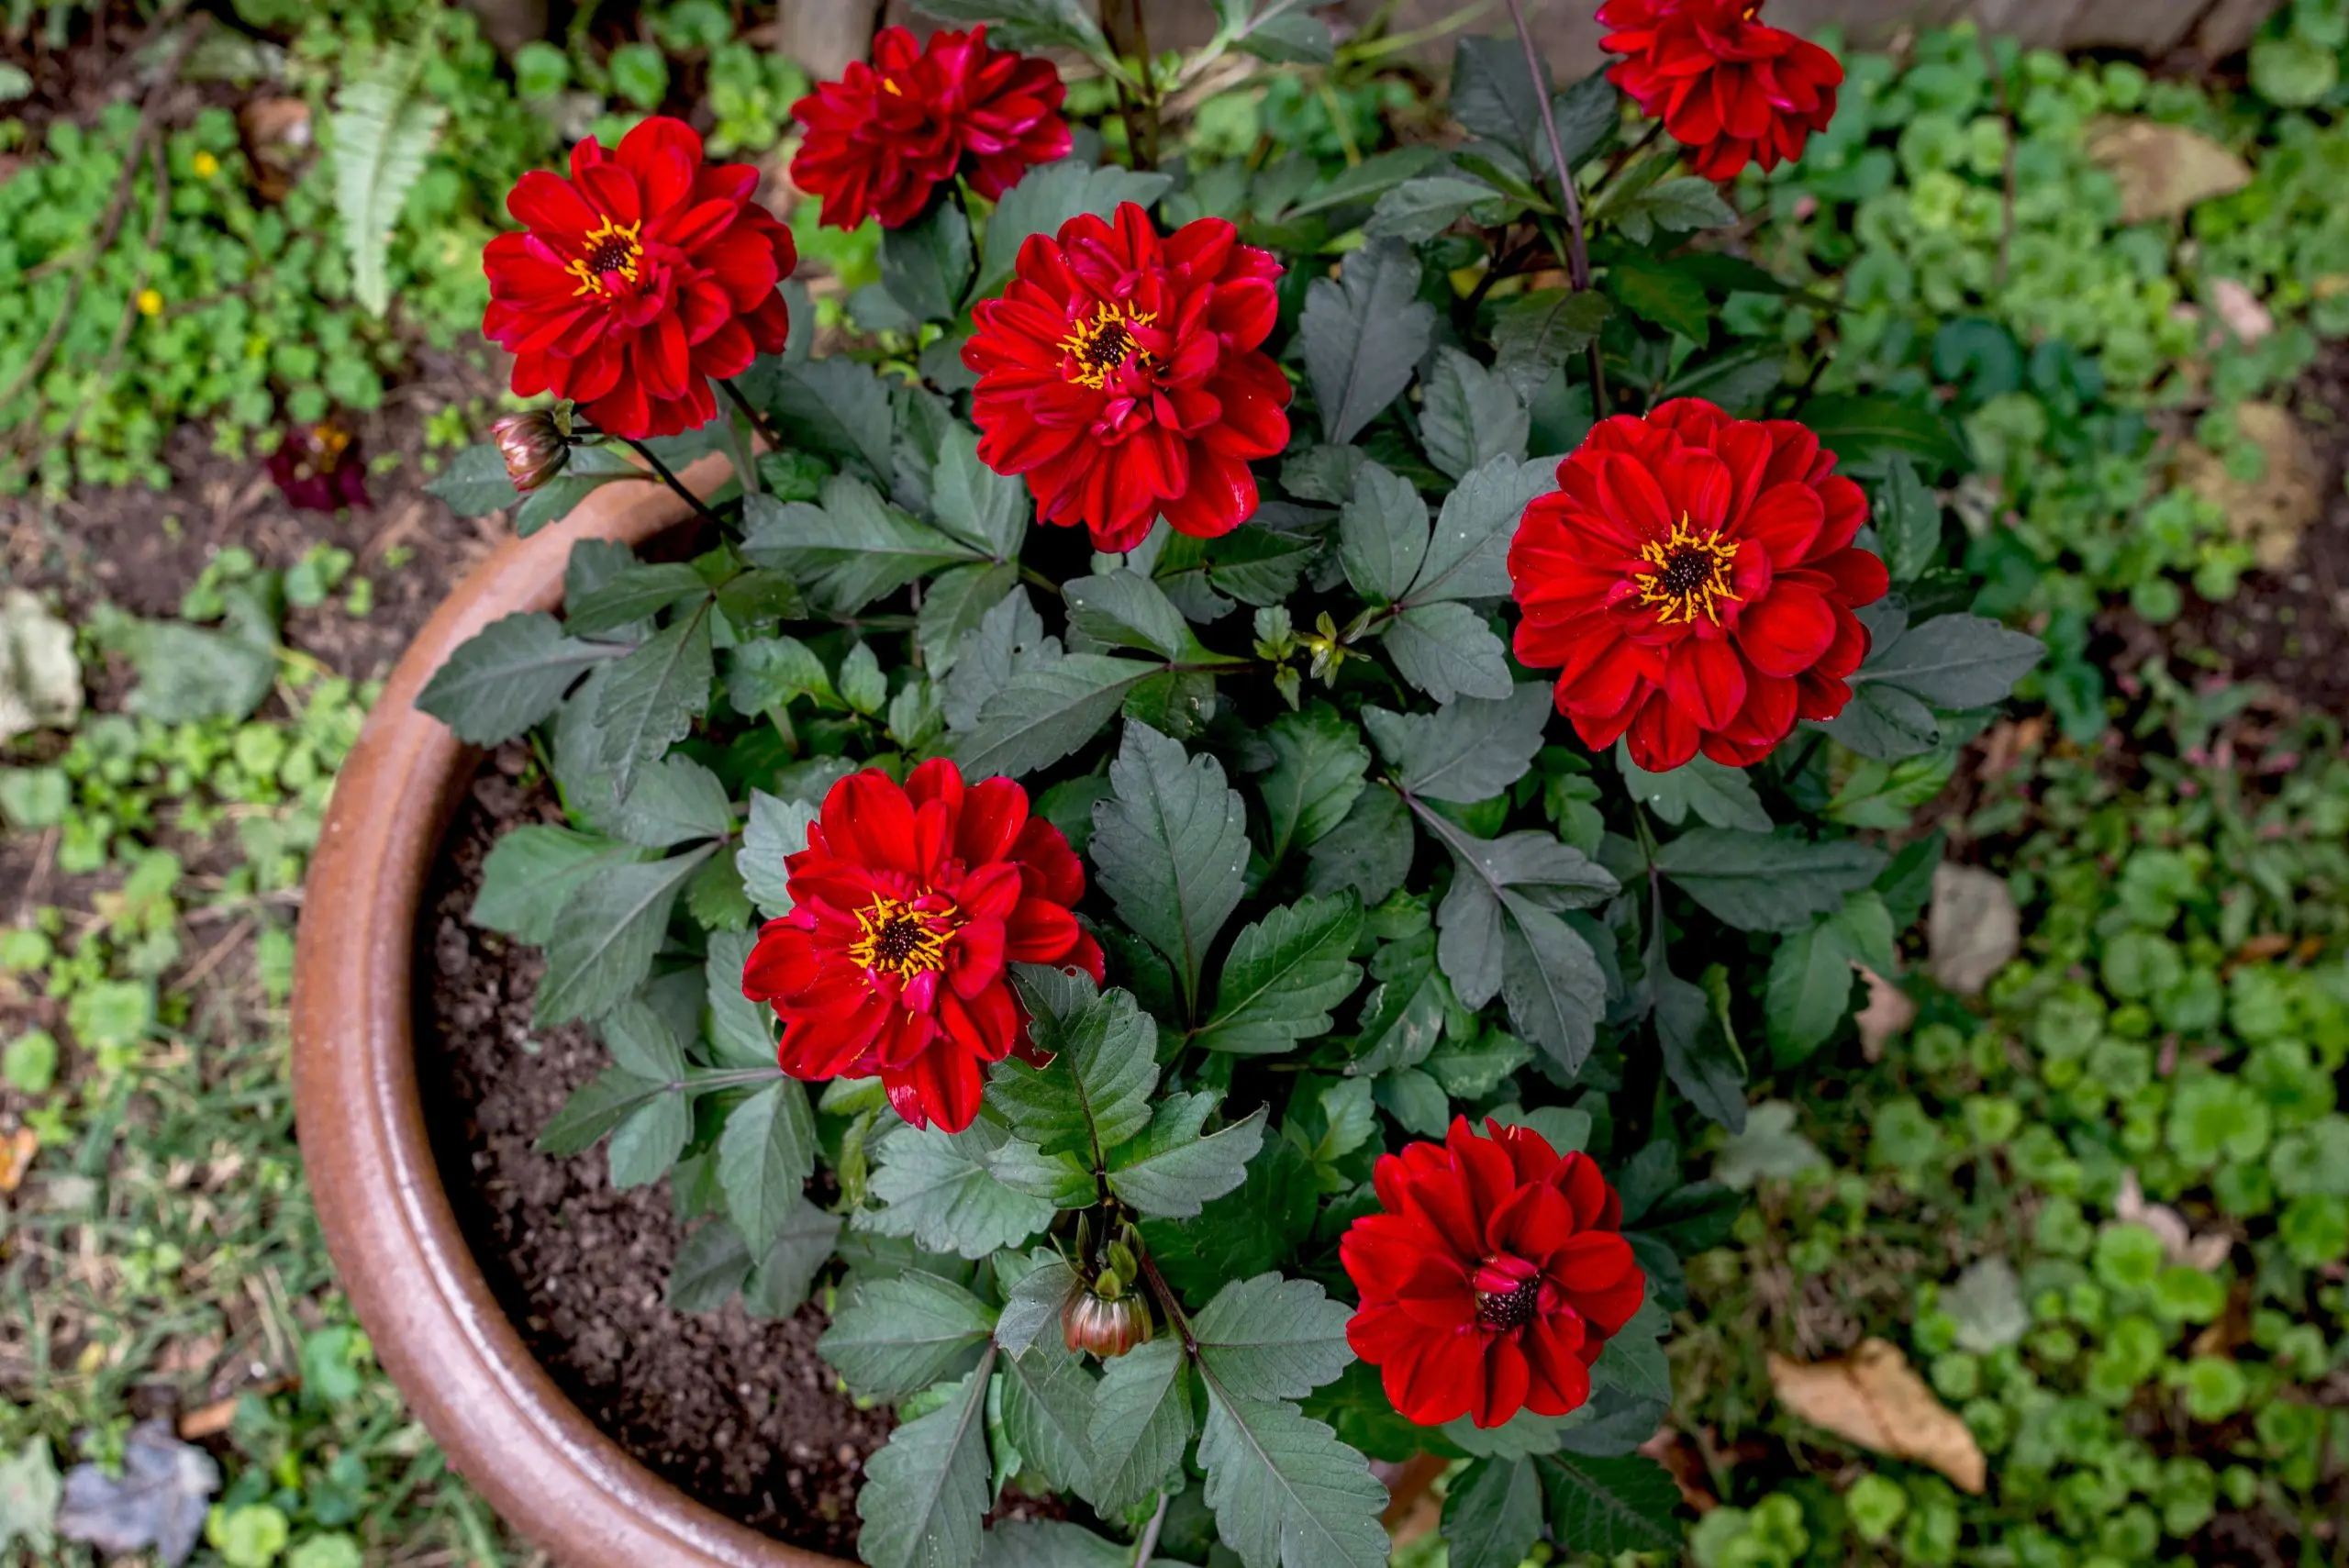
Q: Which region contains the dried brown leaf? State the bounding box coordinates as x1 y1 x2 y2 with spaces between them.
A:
0 1129 37 1195
2175 401 2321 573
2116 1170 2233 1272
2086 118 2253 224
1767 1338 1986 1494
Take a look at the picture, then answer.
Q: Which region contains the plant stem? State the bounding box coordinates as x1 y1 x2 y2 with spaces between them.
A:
1131 1492 1172 1568
1501 0 1609 416
619 436 724 528
718 378 785 454
1100 0 1160 167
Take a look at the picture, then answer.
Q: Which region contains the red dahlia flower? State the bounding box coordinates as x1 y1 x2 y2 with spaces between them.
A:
741 759 1104 1134
963 202 1290 551
483 117 796 440
1509 398 1887 773
1598 0 1843 181
1342 1118 1645 1429
789 26 1071 232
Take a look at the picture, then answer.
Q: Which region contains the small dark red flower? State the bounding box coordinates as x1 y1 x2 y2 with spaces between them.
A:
741 759 1103 1134
1341 1118 1645 1429
963 203 1290 551
1598 0 1843 181
1509 398 1887 773
483 117 796 441
267 420 369 512
789 25 1071 232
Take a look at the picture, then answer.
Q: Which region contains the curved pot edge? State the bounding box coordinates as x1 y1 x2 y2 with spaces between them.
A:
291 453 844 1568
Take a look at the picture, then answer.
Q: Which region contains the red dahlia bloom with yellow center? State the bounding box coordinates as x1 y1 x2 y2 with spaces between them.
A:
789 25 1072 232
741 759 1103 1134
1341 1118 1645 1429
483 117 796 440
963 202 1291 552
1509 397 1888 773
1598 0 1844 181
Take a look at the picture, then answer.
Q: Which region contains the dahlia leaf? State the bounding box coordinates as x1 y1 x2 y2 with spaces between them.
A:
1419 347 1531 481
818 1272 997 1400
1064 571 1192 661
743 1197 842 1318
1084 1339 1193 1513
913 0 1108 62
606 1087 692 1189
1763 911 1865 1064
980 1138 1095 1207
513 446 647 539
1197 1387 1389 1568
1232 4 1335 66
329 52 445 317
563 562 711 638
929 425 1029 561
952 652 1162 781
1442 1458 1544 1568
534 847 714 1026
972 161 1174 303
423 443 519 517
1092 721 1252 1012
535 1066 672 1159
994 1254 1077 1357
1409 454 1554 604
1189 518 1325 608
1348 932 1447 1076
1442 1407 1579 1461
992 978 1159 1162
1587 1299 1674 1405
918 562 1022 675
1307 790 1415 910
1499 895 1609 1073
740 479 975 615
1280 443 1367 504
976 1520 1130 1567
1819 682 1943 761
1449 36 1553 173
593 606 715 800
1299 239 1433 446
416 611 618 746
1364 683 1552 803
1654 971 1748 1133
1609 253 1713 344
1382 601 1513 704
1190 1273 1356 1402
1610 175 1735 247
1105 1099 1266 1218
1871 456 1944 584
881 198 974 325
666 1219 753 1314
941 589 1053 730
1613 740 1771 833
1365 172 1508 244
1194 893 1364 1055
860 1121 1058 1259
688 849 752 929
737 791 818 920
1436 873 1504 1009
996 1336 1099 1496
1490 289 1613 404
1375 1066 1449 1136
1336 461 1429 603
609 755 732 849
1652 828 1886 933
718 1080 818 1252
854 1355 996 1568
752 359 896 486
702 929 774 1069
1252 701 1369 868
1854 613 2047 709
1533 1452 1682 1555
1796 393 1971 475
729 633 841 715
470 825 641 946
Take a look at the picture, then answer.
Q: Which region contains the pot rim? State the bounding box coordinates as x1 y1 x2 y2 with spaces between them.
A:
289 453 1441 1567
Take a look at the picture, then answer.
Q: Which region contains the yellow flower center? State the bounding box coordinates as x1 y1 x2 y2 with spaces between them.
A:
566 217 644 297
191 151 219 178
1632 516 1741 627
1058 301 1156 391
135 288 163 317
848 895 956 982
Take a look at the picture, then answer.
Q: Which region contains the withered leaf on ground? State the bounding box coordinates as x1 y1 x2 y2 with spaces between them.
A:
1767 1338 1986 1494
2085 118 2253 224
54 1420 219 1568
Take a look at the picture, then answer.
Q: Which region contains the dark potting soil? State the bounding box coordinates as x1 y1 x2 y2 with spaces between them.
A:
416 748 889 1557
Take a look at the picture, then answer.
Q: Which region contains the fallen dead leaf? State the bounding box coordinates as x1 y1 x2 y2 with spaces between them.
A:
2116 1170 2233 1272
2232 933 2295 966
2210 278 2276 345
1928 864 2020 996
1768 1338 1986 1494
1855 968 1917 1059
2086 117 2254 225
1976 715 2047 780
0 1128 38 1195
2174 401 2322 573
1639 1427 1720 1514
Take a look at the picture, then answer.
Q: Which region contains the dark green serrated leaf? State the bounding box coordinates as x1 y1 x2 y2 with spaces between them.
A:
1365 684 1552 803
1873 457 1942 584
737 791 818 919
1856 614 2045 708
1365 172 1506 242
536 1066 671 1157
534 848 713 1026
997 1336 1098 1496
1655 973 1746 1132
744 1196 843 1318
1444 1458 1544 1568
1197 1388 1389 1568
610 755 733 849
1491 290 1612 403
1191 1273 1355 1401
1420 347 1530 481
563 562 709 637
1091 721 1250 1013
417 612 618 746
1652 828 1886 934
991 980 1159 1160
861 1122 1059 1258
1065 570 1191 660
1300 239 1434 446
1609 252 1712 342
1798 394 1970 473
1085 1340 1192 1513
1383 601 1513 703
718 1080 818 1251
856 1355 997 1568
1535 1453 1682 1554
756 357 895 484
953 652 1163 781
470 825 640 945
1106 1100 1267 1218
1255 703 1368 866
1337 461 1429 604
818 1271 996 1399
425 441 518 517
1195 895 1364 1055
1613 741 1770 832
1303 785 1413 906
741 479 978 615
593 606 714 801
1411 455 1554 604
667 1220 753 1313
881 198 974 324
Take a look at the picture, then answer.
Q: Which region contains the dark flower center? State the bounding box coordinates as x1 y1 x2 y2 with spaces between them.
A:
566 217 645 296
850 895 955 980
1058 301 1157 391
1631 516 1740 627
1475 1274 1544 1331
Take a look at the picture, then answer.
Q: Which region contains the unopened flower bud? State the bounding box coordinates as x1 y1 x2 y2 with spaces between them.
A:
1062 1286 1153 1360
491 410 570 494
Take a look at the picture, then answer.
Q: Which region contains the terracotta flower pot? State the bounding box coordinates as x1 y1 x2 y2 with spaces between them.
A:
290 456 1442 1566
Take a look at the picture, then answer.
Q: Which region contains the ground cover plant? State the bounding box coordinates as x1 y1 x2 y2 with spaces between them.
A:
3 2 2348 1566
406 5 2045 1562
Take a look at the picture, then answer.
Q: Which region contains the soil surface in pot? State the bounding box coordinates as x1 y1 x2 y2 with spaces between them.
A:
416 748 888 1556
